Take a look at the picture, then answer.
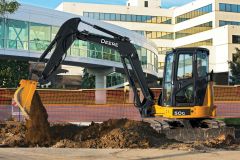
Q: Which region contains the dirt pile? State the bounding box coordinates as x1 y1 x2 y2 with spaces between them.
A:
0 121 26 147
0 119 239 149
52 119 177 148
25 91 51 146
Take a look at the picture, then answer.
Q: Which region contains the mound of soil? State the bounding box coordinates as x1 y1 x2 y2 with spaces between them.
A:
0 121 26 147
52 119 177 148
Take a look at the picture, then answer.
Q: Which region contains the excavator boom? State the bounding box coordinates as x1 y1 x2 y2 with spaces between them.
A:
13 17 154 119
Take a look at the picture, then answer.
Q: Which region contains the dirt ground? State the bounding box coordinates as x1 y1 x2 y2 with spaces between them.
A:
0 148 240 160
0 119 239 151
0 91 239 151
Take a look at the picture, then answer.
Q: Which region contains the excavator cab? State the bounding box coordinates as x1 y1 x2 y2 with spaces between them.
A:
154 48 216 119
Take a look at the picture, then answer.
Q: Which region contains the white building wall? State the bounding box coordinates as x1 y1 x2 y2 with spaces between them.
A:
57 0 240 79
127 0 161 8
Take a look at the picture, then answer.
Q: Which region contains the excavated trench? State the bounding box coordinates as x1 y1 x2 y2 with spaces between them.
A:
0 91 239 150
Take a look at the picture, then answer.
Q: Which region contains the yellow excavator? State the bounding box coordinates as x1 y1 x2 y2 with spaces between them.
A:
13 18 234 141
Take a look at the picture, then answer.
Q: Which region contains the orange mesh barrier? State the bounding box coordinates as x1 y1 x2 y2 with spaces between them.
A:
1 86 240 122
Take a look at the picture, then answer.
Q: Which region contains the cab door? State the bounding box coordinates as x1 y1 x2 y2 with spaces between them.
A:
173 51 195 107
195 50 209 106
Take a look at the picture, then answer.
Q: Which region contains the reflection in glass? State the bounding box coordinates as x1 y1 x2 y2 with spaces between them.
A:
177 53 193 80
163 53 174 106
176 22 212 39
176 4 212 23
0 18 4 48
176 85 194 103
197 51 208 77
29 22 51 52
83 12 172 24
6 19 29 50
0 18 158 73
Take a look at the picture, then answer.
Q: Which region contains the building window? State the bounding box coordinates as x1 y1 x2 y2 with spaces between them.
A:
6 19 29 50
158 62 165 69
144 1 148 7
181 39 213 48
176 4 212 23
0 18 159 72
219 3 240 13
29 22 51 52
158 47 172 55
0 18 4 48
144 31 174 39
83 12 172 24
176 22 212 39
232 35 240 44
219 20 240 27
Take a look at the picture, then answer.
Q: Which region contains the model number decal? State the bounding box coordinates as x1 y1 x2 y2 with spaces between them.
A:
173 109 191 116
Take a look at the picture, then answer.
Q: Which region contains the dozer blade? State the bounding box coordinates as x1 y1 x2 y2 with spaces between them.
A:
13 79 38 120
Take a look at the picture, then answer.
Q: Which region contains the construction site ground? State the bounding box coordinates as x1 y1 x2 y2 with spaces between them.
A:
0 148 240 160
1 92 240 159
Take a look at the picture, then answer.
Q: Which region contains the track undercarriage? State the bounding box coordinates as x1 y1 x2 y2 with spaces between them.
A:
143 118 235 142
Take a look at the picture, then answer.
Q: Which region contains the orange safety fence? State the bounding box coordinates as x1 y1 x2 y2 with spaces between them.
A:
0 86 240 122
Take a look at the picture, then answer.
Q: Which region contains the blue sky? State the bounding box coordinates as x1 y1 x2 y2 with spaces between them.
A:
18 0 194 9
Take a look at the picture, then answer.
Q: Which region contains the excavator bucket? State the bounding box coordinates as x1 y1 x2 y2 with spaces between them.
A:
13 79 38 120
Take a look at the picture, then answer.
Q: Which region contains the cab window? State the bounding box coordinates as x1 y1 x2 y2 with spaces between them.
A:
177 53 193 80
197 52 208 77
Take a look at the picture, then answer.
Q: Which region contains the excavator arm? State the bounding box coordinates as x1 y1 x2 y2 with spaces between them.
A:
14 17 154 119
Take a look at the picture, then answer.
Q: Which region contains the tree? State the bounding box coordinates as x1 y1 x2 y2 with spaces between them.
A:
0 0 20 15
0 59 29 88
229 48 240 85
81 68 95 89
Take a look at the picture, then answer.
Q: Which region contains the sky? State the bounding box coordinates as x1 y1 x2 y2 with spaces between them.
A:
18 0 194 9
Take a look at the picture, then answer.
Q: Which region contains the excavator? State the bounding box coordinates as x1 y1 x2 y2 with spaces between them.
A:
13 18 234 141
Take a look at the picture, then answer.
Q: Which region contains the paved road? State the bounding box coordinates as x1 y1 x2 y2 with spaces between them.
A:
0 148 240 160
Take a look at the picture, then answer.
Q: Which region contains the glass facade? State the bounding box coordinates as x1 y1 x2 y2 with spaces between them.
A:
0 18 4 48
29 22 51 52
175 22 212 39
0 18 158 73
146 31 173 39
6 19 28 50
158 47 172 55
176 4 212 23
219 3 240 13
158 62 165 69
219 20 240 26
182 39 212 47
83 12 172 24
106 72 125 87
133 30 173 39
